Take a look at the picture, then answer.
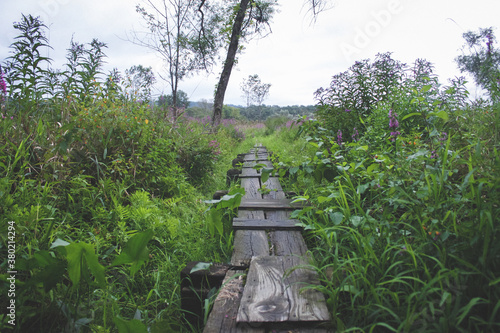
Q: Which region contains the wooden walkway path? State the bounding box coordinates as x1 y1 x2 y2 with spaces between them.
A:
203 145 331 332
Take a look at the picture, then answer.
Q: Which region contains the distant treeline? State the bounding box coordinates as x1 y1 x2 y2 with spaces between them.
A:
184 101 316 121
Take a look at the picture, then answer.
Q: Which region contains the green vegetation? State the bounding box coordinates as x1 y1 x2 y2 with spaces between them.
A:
0 15 245 332
1 13 499 333
256 50 500 332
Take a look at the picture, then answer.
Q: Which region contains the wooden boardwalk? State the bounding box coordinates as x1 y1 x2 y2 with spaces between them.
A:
203 146 331 332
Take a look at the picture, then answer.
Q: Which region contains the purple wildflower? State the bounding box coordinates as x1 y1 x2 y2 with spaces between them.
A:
438 132 448 145
389 109 400 141
345 109 351 112
389 109 399 129
351 127 359 142
337 129 343 146
0 66 7 97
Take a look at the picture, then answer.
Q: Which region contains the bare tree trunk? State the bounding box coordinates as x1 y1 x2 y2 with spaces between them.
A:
211 0 251 129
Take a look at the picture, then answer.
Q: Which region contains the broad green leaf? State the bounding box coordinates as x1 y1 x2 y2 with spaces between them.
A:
421 84 432 93
367 163 379 175
203 199 221 205
289 166 299 175
317 196 332 204
112 230 154 276
356 183 370 195
252 163 267 170
66 242 105 289
433 110 449 122
402 112 421 121
330 212 344 225
291 196 309 202
51 238 70 248
350 216 364 227
278 168 286 177
261 167 274 183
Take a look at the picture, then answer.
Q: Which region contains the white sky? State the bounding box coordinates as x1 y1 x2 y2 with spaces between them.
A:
1 0 499 106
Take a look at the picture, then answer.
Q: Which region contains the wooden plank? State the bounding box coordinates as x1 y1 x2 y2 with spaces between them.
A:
203 270 265 333
243 160 273 168
240 168 260 177
239 199 304 210
263 177 285 194
284 256 330 324
269 231 309 257
240 178 262 199
237 256 330 324
232 218 302 230
243 154 269 161
231 230 269 267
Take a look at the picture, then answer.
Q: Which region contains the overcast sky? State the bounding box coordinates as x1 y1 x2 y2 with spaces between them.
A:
1 0 499 106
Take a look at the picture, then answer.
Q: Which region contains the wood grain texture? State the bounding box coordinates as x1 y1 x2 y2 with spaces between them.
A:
231 230 269 267
262 177 285 194
270 231 308 257
237 256 330 324
203 270 265 333
243 160 273 168
243 154 269 161
240 168 260 177
239 199 303 210
232 218 302 230
240 178 262 199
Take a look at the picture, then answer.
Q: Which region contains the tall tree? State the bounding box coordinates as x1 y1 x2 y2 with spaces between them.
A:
241 74 271 118
212 0 250 128
455 27 500 101
132 0 223 119
210 0 332 128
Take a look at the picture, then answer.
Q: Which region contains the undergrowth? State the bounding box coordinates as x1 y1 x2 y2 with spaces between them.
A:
256 55 500 332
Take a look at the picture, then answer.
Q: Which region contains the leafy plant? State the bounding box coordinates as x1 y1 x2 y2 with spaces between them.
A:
204 186 245 237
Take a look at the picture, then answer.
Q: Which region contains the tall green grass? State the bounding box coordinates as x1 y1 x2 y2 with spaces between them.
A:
253 83 500 332
0 14 246 332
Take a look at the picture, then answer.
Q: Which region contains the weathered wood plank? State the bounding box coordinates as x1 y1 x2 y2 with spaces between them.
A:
203 270 265 333
239 199 304 210
243 154 269 161
232 218 302 230
240 178 262 199
237 256 289 323
232 204 267 267
284 256 330 324
240 168 260 177
269 231 309 257
262 176 285 194
237 256 330 324
243 160 273 168
231 230 269 267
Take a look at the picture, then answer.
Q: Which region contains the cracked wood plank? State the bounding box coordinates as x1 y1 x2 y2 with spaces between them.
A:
232 218 302 230
203 270 264 333
236 256 330 324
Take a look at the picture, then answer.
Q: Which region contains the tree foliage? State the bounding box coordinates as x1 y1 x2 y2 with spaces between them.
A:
240 74 271 107
455 27 500 101
133 0 224 118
